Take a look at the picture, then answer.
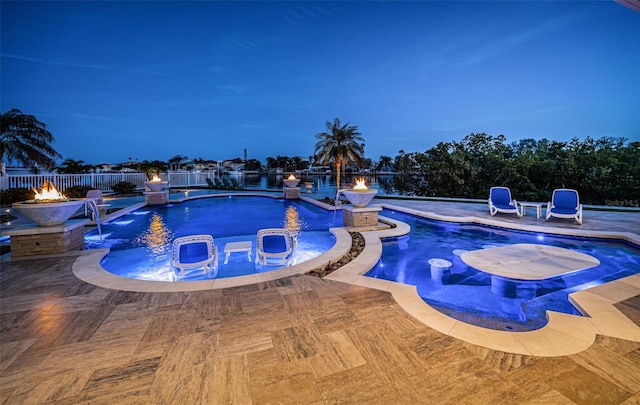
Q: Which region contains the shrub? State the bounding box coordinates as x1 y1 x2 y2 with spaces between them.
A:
64 185 94 198
0 188 35 206
111 181 137 195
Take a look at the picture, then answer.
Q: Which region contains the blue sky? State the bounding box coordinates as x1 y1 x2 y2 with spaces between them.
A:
1 1 638 165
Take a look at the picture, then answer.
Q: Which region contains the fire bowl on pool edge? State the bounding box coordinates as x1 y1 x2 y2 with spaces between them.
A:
12 199 86 227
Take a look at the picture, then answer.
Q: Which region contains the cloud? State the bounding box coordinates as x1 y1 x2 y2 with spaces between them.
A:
451 13 581 68
214 84 244 94
1 52 170 76
276 4 333 25
1 53 109 70
133 69 170 77
70 113 148 122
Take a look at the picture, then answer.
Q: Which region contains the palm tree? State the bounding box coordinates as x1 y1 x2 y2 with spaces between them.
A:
167 155 187 171
265 157 276 171
0 108 62 170
57 158 93 174
314 117 365 192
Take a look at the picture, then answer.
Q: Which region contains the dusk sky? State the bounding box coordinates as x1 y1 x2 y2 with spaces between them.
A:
1 1 638 166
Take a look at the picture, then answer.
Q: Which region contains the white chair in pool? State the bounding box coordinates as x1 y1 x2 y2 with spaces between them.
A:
256 228 293 267
171 234 218 277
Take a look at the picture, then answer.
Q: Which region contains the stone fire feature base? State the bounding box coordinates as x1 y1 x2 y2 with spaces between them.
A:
7 220 87 257
283 187 301 199
145 191 169 205
342 205 381 227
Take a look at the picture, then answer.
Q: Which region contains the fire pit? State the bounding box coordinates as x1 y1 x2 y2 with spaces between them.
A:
12 181 85 226
283 174 300 188
340 178 378 208
144 173 168 192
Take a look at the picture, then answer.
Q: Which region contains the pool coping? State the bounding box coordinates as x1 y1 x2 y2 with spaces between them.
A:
68 195 640 357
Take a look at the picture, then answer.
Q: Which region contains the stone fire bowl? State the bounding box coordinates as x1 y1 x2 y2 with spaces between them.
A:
341 189 378 208
284 179 300 188
144 181 168 192
12 199 86 227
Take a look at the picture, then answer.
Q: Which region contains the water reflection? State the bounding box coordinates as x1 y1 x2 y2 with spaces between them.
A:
134 212 174 259
229 173 403 196
283 205 306 240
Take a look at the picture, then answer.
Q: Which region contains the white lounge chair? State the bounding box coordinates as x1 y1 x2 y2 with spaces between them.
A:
488 187 521 217
171 234 218 277
546 189 583 225
256 228 293 267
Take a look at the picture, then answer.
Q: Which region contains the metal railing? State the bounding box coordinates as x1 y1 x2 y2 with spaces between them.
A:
2 171 219 192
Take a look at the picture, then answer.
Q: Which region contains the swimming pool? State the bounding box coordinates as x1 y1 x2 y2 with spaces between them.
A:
85 196 341 280
366 210 640 332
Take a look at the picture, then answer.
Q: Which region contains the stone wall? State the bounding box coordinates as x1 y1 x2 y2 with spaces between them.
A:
10 226 85 257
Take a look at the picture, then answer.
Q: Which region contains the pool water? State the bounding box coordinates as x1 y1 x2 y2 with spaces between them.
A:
366 210 640 331
85 196 341 280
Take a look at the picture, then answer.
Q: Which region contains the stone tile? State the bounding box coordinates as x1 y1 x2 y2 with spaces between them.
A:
205 354 252 404
27 305 115 351
316 364 400 404
0 338 36 371
136 304 198 350
312 308 363 334
529 357 634 404
346 321 427 378
0 292 53 314
616 295 640 327
218 333 273 357
520 390 575 405
572 344 640 393
405 360 496 404
462 342 537 373
149 333 216 403
2 240 640 404
3 369 92 404
73 357 159 403
270 324 326 362
249 356 324 404
306 330 367 378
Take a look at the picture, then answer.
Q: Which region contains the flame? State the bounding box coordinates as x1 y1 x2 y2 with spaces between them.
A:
150 174 162 182
33 181 67 200
353 177 369 191
287 174 297 180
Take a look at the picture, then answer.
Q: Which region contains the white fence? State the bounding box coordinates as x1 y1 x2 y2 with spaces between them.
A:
2 172 220 192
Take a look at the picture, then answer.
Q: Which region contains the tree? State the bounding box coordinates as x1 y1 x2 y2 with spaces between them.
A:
0 108 62 170
57 158 93 174
265 157 276 170
245 159 261 171
139 159 168 175
314 117 365 192
168 155 187 171
275 155 291 171
377 156 393 172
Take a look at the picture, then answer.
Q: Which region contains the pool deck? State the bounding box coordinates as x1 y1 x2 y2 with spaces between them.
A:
1 194 639 403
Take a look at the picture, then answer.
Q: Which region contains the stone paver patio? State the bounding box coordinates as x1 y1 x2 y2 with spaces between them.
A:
1 194 638 404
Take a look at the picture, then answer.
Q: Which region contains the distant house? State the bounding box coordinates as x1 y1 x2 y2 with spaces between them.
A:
222 158 245 172
193 160 218 171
